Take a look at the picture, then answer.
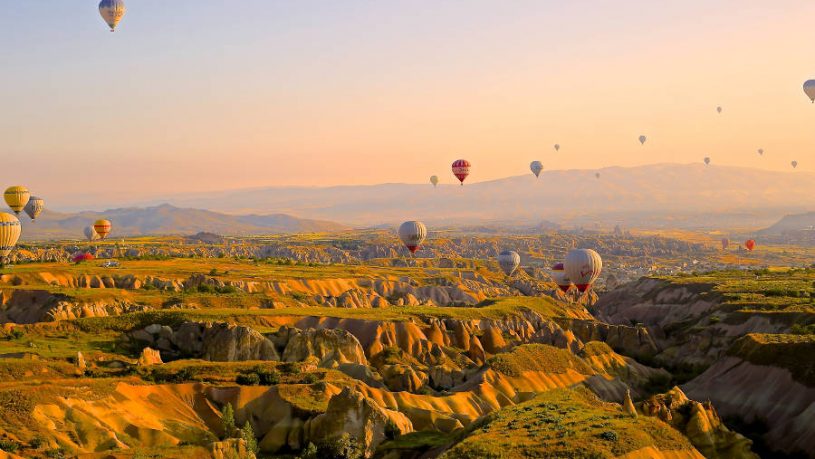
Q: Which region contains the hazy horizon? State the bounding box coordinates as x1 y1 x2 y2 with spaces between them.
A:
2 1 815 203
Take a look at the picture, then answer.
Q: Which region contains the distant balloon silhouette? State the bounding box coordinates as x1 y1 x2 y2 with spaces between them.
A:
804 80 815 103
721 238 729 250
638 135 647 145
704 157 711 165
595 172 600 179
564 249 602 293
398 221 427 254
497 250 521 276
530 161 543 178
791 160 798 169
716 106 723 114
430 175 439 187
757 148 764 156
551 263 572 292
554 144 560 152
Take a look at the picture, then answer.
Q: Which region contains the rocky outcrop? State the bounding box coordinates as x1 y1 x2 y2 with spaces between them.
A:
281 328 367 367
209 439 256 459
639 387 758 459
558 318 659 358
138 347 163 366
303 387 413 458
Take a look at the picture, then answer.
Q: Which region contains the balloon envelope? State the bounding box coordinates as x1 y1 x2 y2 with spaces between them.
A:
451 159 471 185
4 186 30 215
744 240 756 251
791 161 798 168
99 0 126 31
638 135 647 145
0 213 21 259
721 238 729 250
94 220 112 240
24 196 45 221
551 263 572 292
564 249 602 293
717 106 722 114
704 157 711 165
804 80 815 102
530 161 543 178
497 250 521 276
430 175 439 187
84 226 99 242
554 144 560 152
398 221 427 253
758 148 764 156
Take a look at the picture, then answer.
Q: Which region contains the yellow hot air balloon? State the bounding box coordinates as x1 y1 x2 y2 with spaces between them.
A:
94 219 112 239
4 186 30 215
0 213 22 261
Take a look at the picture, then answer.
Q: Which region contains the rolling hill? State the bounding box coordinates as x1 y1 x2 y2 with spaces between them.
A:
18 204 347 240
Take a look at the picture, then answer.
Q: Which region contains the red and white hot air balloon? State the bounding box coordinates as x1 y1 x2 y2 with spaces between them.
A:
398 221 427 254
564 249 602 293
451 159 471 185
744 239 756 251
551 263 572 292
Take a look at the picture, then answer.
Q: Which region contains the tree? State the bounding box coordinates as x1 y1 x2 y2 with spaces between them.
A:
240 421 258 454
221 403 236 439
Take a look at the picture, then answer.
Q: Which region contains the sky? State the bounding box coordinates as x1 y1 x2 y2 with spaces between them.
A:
1 1 814 206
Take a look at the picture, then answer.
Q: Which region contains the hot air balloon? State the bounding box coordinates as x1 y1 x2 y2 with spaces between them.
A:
554 144 560 152
0 213 21 262
72 252 96 264
804 80 815 103
4 186 30 215
551 263 572 292
791 160 798 169
451 160 470 185
758 148 764 156
497 250 520 276
398 221 426 254
99 0 126 32
24 197 44 221
717 106 723 114
595 172 600 179
564 248 602 293
744 240 755 251
430 176 439 187
530 161 543 178
721 238 729 250
704 157 711 165
84 226 99 242
94 219 112 240
638 135 647 145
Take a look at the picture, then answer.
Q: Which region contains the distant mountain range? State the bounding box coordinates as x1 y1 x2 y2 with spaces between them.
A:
759 212 815 235
114 163 815 230
19 205 347 240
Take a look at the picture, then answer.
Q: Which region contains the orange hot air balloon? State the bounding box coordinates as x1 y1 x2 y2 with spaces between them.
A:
744 240 755 251
94 219 112 240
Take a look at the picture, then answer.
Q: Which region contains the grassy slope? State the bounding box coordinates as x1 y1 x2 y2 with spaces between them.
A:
440 387 694 459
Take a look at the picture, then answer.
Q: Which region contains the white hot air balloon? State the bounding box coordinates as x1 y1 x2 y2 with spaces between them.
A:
551 263 572 292
430 175 439 187
398 221 427 254
638 135 647 145
99 0 126 32
497 250 520 276
24 196 45 221
554 144 560 152
84 225 99 242
530 161 543 178
564 248 602 293
0 213 22 262
804 80 815 103
704 157 711 165
792 160 798 169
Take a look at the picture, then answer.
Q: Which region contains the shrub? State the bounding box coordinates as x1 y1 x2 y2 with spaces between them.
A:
598 431 618 442
221 403 236 439
0 439 20 453
302 373 319 384
257 368 280 385
236 373 260 386
197 284 215 294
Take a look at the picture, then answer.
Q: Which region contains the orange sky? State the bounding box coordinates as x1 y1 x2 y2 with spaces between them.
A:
1 1 814 203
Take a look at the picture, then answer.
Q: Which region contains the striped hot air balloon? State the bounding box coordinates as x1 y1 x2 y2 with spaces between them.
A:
0 213 21 260
24 196 45 221
99 0 126 32
4 186 30 215
94 219 112 240
451 159 471 185
398 221 426 254
564 249 602 293
497 250 521 276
